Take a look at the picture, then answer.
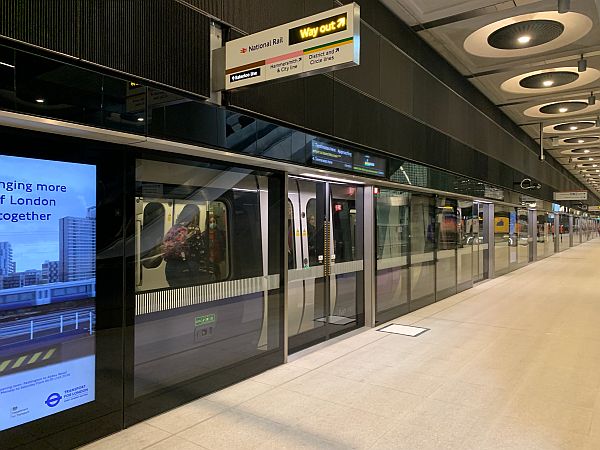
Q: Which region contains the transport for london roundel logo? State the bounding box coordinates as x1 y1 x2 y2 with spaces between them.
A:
45 393 62 408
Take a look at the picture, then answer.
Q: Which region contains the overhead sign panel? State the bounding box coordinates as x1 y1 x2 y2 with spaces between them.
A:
588 205 600 211
225 3 360 90
553 191 588 201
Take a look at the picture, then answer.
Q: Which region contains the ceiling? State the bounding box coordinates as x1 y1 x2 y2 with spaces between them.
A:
380 0 600 201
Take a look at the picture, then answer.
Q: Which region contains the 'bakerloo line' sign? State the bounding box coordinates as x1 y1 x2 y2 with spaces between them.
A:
224 3 360 89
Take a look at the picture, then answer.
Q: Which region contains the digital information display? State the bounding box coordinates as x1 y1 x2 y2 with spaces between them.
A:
312 141 387 177
0 155 96 431
311 141 353 171
353 152 386 177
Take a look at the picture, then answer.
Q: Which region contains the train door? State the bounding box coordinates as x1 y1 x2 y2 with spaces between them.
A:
457 200 474 292
287 177 364 353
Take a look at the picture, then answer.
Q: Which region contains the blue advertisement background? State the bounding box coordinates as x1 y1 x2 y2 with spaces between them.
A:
0 155 96 431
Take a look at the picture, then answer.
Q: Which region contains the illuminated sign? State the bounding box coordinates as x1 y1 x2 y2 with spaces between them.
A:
553 191 588 201
224 3 359 89
0 155 96 431
311 141 387 178
289 13 347 45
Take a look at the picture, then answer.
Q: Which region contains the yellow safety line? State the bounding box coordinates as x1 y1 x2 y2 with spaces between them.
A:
0 360 11 372
12 356 27 369
28 352 43 365
42 348 56 360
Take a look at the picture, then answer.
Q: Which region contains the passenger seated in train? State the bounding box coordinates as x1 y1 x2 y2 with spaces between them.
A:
162 205 207 287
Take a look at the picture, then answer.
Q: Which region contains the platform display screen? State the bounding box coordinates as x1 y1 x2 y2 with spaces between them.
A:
311 141 387 177
311 141 353 171
0 155 96 431
353 152 386 177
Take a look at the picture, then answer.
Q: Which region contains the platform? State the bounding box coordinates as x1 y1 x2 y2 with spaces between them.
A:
83 240 600 450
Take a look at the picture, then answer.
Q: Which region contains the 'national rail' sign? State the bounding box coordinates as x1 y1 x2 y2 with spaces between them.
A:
224 3 360 90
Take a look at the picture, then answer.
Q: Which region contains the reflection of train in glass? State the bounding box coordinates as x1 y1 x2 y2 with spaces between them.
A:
0 279 95 312
134 164 362 395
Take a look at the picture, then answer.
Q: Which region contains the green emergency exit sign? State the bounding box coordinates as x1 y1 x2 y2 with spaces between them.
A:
195 313 216 327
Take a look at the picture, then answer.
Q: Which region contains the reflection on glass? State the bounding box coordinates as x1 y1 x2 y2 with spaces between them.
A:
494 206 511 274
559 214 570 251
410 195 436 307
457 201 474 289
517 209 529 265
375 189 409 319
436 198 457 299
134 159 281 398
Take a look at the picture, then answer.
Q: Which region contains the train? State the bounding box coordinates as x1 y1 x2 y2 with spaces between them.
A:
0 279 95 312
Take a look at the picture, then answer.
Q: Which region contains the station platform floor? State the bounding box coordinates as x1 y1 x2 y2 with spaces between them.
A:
84 240 600 450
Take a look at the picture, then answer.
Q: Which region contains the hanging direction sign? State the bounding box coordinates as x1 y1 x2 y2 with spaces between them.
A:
553 191 588 201
224 3 360 90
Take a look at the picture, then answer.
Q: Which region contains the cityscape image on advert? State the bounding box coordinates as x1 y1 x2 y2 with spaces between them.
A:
0 154 96 431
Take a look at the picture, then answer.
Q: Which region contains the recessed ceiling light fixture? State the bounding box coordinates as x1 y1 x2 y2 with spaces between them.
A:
35 99 44 103
558 0 571 14
570 126 579 130
517 35 532 44
584 149 591 153
137 117 145 122
542 79 555 87
559 107 569 113
578 55 588 72
590 158 594 161
579 139 585 143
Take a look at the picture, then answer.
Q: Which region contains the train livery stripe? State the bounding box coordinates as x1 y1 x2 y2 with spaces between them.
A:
135 275 281 315
28 352 43 365
0 359 11 372
12 356 27 369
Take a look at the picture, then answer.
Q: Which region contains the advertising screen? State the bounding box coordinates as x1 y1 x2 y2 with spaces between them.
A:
0 155 96 431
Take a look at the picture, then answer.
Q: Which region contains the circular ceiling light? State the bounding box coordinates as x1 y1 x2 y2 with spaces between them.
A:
539 101 588 114
502 67 600 94
560 147 600 155
563 136 600 144
488 20 564 49
464 12 592 58
545 121 596 133
526 100 599 118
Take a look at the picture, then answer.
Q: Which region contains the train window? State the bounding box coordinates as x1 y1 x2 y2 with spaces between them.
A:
306 199 320 266
140 202 166 269
288 200 296 269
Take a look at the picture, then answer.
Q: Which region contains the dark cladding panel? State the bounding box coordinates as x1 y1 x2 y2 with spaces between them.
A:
305 74 334 135
380 39 414 115
0 0 79 56
333 81 381 151
334 23 380 99
81 0 211 97
223 0 304 34
178 0 223 17
228 77 307 126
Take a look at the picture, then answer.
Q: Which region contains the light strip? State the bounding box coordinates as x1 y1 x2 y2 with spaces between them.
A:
298 173 364 184
0 61 14 69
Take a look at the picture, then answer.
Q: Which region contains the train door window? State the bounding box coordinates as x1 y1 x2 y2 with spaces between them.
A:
131 158 284 424
140 202 166 269
288 200 296 269
306 199 320 266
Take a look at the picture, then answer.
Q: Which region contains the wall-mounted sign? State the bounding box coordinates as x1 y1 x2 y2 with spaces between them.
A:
588 205 600 212
311 141 387 178
553 191 588 201
224 3 360 90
